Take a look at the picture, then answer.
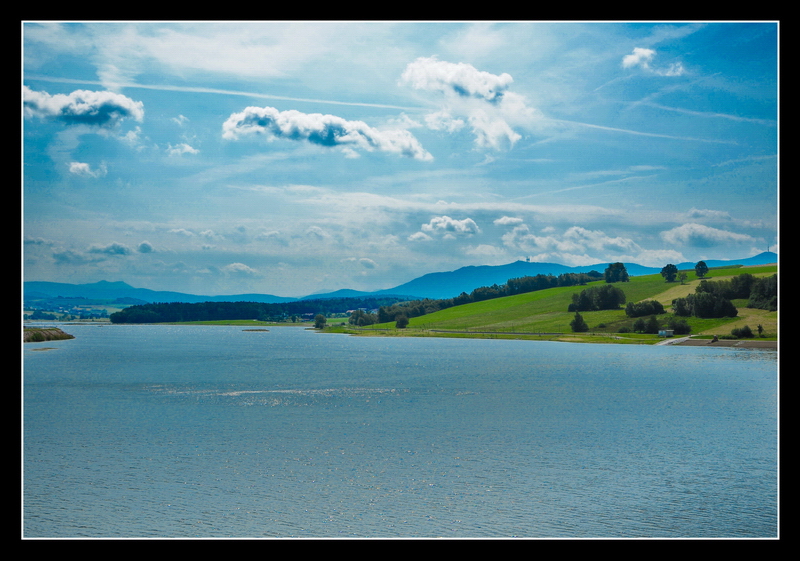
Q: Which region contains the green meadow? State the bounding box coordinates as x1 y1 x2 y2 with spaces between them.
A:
336 265 777 344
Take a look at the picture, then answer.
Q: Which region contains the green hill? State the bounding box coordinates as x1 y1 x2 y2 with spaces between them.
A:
338 265 777 344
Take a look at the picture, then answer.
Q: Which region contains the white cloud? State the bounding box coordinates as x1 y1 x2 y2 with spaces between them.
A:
660 223 755 247
68 161 107 178
629 249 686 268
421 215 481 237
493 216 524 226
167 142 199 156
23 86 144 127
622 47 656 70
221 262 259 277
502 225 644 263
424 110 465 133
400 56 539 151
408 231 433 242
463 244 507 259
622 48 685 76
222 106 433 161
401 56 514 103
305 226 332 240
686 208 732 221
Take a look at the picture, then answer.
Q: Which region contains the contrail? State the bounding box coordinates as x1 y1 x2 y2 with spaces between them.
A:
25 75 422 112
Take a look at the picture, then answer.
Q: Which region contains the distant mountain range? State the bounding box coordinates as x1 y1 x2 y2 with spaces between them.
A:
24 252 777 304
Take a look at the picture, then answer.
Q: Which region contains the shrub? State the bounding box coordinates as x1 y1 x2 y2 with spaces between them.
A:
731 325 754 338
625 300 665 317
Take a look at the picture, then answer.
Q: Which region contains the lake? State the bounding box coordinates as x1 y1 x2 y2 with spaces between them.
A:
23 324 778 538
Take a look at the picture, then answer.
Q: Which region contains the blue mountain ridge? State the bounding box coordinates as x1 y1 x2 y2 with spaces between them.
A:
24 252 777 304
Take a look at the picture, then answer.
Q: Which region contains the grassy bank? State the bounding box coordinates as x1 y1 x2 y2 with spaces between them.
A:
330 265 777 345
24 327 75 342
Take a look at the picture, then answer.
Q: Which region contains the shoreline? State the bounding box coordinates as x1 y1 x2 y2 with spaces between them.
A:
333 326 777 348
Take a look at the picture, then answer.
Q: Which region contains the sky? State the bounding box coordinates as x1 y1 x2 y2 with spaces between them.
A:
22 21 779 298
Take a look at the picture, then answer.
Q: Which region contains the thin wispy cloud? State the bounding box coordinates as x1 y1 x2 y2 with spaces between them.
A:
27 75 420 111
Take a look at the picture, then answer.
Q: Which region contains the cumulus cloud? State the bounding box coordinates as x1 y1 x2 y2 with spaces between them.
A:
138 241 154 253
400 56 538 150
622 47 656 70
167 143 199 156
222 106 433 161
87 242 133 256
401 56 514 103
23 86 144 128
420 215 481 238
622 48 685 76
407 231 433 242
660 223 755 247
493 216 524 226
68 161 107 178
502 225 643 262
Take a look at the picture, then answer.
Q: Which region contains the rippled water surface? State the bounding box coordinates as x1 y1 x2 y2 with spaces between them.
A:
23 325 778 538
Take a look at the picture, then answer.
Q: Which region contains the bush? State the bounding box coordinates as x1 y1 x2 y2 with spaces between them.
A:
395 315 409 329
731 325 754 338
625 300 665 317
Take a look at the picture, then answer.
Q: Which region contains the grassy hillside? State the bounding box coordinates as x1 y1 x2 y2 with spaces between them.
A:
339 264 777 344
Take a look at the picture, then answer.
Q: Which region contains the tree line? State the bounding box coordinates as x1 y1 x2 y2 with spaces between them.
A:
109 296 411 324
671 273 777 318
369 270 605 326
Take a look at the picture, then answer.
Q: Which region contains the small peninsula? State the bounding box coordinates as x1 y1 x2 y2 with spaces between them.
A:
24 327 75 343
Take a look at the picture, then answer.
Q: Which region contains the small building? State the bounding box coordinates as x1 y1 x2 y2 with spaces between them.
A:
658 329 674 338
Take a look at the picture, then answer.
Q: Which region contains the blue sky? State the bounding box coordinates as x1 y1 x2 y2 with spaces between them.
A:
23 21 778 297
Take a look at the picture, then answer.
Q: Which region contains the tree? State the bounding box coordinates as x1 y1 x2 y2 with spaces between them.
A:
570 312 589 332
314 314 327 329
694 261 709 279
645 316 661 334
625 300 665 317
395 314 409 329
661 264 678 282
604 262 629 283
569 285 626 312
